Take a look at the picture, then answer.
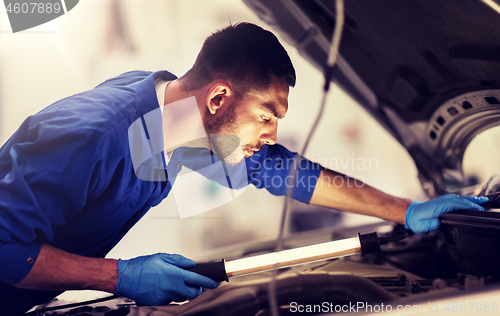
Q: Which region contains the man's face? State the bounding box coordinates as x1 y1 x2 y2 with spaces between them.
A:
207 77 289 165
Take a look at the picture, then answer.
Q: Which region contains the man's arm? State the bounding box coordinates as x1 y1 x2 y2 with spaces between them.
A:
309 168 489 234
246 144 486 233
15 244 218 306
15 244 118 293
309 169 411 225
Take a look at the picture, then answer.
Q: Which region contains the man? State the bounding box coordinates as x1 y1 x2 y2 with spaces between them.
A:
0 23 487 314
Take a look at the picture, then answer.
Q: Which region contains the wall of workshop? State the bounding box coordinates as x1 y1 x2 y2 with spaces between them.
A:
0 0 424 266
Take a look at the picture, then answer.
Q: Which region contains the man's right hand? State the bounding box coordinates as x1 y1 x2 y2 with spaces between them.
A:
115 253 218 306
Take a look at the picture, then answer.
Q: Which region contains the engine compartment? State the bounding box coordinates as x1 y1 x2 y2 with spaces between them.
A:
35 217 500 316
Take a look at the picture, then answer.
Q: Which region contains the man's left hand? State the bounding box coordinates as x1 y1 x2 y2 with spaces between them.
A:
405 194 489 234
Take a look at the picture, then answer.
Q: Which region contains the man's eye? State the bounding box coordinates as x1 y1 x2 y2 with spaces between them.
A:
260 115 270 122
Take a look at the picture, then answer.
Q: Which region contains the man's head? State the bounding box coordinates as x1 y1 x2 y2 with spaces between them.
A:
179 23 295 165
180 22 295 97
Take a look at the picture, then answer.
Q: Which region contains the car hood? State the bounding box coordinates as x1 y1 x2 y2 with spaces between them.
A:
243 0 500 196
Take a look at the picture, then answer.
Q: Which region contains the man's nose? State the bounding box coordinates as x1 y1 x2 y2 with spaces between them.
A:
259 124 277 145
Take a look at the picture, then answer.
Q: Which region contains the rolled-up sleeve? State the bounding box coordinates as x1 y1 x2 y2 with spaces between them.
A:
246 144 323 204
180 144 323 204
0 243 41 284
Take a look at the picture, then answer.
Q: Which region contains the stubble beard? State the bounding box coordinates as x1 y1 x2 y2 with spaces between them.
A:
206 103 263 166
206 104 245 166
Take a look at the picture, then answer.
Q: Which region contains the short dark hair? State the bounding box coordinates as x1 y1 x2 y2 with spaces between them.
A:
180 22 296 97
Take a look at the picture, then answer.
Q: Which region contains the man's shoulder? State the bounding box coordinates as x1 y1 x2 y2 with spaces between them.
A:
40 70 177 133
94 70 177 89
26 72 152 145
94 70 153 89
12 70 178 154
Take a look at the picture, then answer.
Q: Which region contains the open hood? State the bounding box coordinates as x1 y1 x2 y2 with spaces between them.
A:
243 0 500 196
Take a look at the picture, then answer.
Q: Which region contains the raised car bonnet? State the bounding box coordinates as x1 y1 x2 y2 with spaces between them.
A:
244 0 500 196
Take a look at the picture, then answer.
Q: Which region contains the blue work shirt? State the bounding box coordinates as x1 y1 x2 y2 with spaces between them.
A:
0 71 322 314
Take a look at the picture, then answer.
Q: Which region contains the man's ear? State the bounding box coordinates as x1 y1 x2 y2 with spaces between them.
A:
205 81 235 115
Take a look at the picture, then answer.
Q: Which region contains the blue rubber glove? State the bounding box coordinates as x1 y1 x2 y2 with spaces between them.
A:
115 253 218 306
405 194 489 234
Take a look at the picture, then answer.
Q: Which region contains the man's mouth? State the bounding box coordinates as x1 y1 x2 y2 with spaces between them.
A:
244 144 264 157
245 147 262 156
